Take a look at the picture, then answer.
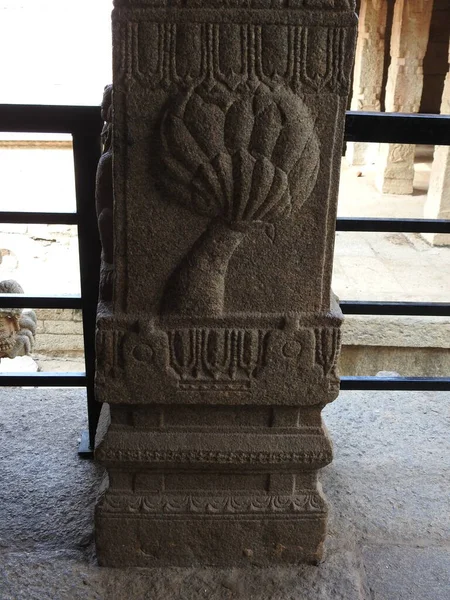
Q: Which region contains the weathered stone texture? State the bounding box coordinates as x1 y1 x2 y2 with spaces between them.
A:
0 280 36 360
33 310 84 356
377 0 434 194
346 0 388 166
342 314 450 349
424 42 450 246
95 0 357 566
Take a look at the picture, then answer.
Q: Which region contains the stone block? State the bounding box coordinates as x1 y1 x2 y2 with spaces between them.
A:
340 346 450 377
35 320 45 335
95 0 357 566
41 319 83 336
46 225 77 236
35 309 76 322
0 224 28 235
342 315 450 349
34 334 84 356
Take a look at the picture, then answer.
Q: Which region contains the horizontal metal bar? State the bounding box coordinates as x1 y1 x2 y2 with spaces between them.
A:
340 301 450 317
0 295 82 309
0 211 77 225
1 106 448 145
0 104 102 135
2 214 448 233
0 372 448 393
1 374 447 392
341 377 450 391
336 217 450 234
344 112 450 145
0 372 86 386
1 373 447 391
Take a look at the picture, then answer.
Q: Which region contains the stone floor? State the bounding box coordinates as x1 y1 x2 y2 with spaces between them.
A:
0 388 449 599
334 145 450 303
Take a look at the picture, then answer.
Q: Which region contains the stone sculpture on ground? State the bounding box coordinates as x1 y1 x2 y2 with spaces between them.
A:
0 280 37 360
94 0 357 567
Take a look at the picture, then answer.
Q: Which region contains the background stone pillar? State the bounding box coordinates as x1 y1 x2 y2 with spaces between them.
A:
346 0 389 166
423 42 450 245
94 0 356 567
376 0 434 194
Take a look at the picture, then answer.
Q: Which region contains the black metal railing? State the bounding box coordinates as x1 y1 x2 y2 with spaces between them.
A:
1 105 449 457
0 104 102 455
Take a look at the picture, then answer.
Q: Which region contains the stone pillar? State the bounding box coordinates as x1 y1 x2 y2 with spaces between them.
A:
424 42 450 245
346 0 388 166
376 0 434 194
94 0 356 567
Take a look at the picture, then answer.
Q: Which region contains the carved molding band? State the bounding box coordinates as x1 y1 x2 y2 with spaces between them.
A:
314 327 341 375
116 1 355 9
116 21 352 94
96 448 333 464
95 315 344 405
168 328 270 390
101 493 327 515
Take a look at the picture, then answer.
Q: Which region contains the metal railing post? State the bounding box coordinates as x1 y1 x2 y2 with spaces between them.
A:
72 133 102 451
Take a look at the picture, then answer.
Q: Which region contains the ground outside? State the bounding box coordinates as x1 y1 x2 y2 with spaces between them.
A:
0 387 448 600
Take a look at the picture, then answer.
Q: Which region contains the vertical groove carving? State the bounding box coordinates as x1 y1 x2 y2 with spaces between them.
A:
117 20 354 95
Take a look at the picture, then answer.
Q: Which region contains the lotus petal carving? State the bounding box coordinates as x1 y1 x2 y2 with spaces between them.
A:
158 83 320 316
160 83 320 225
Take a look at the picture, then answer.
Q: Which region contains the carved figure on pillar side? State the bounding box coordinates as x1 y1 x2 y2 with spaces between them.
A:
376 0 434 195
94 0 357 567
96 85 114 305
346 0 388 166
424 42 450 246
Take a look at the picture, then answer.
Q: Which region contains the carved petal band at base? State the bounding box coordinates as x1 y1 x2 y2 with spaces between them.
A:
96 448 333 467
99 493 327 515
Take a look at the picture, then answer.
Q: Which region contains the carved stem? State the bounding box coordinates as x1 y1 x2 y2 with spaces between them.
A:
161 220 246 317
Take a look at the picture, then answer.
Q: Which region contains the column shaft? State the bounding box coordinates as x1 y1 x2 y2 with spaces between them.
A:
347 0 388 166
424 43 450 245
94 0 357 567
377 0 434 194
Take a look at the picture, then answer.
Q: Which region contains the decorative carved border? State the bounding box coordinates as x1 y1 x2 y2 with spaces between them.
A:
96 448 333 464
101 492 327 514
115 20 353 94
115 1 355 10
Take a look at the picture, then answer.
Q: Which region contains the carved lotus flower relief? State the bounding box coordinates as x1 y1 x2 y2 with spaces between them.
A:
158 83 320 316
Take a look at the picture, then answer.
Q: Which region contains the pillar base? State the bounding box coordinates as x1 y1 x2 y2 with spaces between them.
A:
94 307 342 567
421 233 450 247
96 494 327 567
376 143 416 195
346 142 379 167
376 177 414 195
94 399 334 567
